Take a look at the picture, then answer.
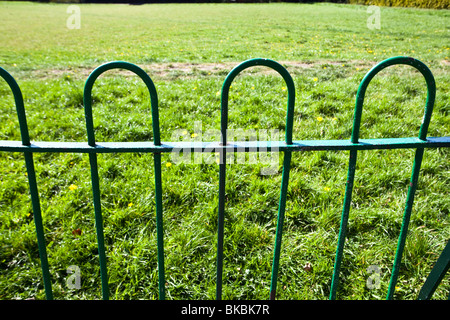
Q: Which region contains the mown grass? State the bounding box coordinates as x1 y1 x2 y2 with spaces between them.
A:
1 2 449 70
0 2 449 300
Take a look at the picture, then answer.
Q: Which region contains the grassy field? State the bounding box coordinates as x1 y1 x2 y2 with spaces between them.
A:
0 2 449 300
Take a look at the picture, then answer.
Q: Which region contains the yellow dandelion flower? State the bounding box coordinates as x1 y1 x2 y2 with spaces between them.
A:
282 86 286 91
68 184 78 191
313 77 318 82
128 202 133 207
166 162 172 167
316 116 323 122
324 186 331 192
191 133 198 138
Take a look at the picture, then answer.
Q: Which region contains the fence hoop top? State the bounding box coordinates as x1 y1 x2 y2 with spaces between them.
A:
0 67 30 146
352 56 436 144
83 61 161 146
220 58 296 146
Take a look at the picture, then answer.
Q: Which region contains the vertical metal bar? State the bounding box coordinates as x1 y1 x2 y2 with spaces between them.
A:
88 153 109 300
153 152 165 300
0 67 53 299
329 149 357 300
386 147 425 300
216 149 226 300
24 152 53 300
417 240 450 300
215 63 229 301
269 151 291 300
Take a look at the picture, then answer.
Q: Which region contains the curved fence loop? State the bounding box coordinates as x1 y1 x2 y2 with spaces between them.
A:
220 58 296 145
0 67 30 145
330 56 437 300
351 56 436 143
83 61 165 300
216 58 295 300
83 61 161 146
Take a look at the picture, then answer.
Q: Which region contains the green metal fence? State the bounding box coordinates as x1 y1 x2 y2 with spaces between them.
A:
0 56 449 300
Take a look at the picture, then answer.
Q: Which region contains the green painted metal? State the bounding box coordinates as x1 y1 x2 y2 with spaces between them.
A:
217 58 295 300
329 149 357 300
0 136 448 154
83 61 165 300
329 56 436 300
0 67 53 300
0 56 448 300
418 240 450 300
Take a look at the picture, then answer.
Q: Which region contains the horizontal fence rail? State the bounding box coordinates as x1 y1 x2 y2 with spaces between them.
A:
0 57 449 300
0 137 449 154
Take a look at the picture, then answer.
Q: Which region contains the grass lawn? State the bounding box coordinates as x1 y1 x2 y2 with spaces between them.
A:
0 1 449 300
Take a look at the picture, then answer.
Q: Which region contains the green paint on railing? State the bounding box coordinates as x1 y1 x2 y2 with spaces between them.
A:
0 57 448 300
418 240 450 300
83 61 165 300
329 56 437 300
0 67 53 300
217 58 295 300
